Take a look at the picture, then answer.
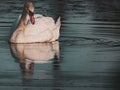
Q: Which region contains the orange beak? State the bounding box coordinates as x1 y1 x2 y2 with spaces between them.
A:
29 11 35 24
30 15 35 24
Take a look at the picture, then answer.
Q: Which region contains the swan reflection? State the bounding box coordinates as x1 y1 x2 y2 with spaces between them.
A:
11 41 60 73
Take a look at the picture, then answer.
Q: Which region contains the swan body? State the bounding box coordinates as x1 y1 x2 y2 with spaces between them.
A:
10 2 61 43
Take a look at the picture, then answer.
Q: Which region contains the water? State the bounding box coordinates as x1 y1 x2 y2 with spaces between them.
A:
0 0 120 90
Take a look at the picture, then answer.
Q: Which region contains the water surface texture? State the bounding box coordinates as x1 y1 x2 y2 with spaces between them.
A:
0 0 120 90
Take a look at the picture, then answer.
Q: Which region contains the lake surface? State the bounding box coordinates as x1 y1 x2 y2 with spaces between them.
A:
0 0 120 90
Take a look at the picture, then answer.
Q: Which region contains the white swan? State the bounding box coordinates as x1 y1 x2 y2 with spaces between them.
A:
10 2 61 43
11 41 60 72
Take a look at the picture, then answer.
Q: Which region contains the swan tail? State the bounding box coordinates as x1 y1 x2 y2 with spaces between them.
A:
56 16 61 27
50 17 61 41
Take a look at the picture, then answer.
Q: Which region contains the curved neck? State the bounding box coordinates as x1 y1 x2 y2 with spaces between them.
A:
18 10 29 28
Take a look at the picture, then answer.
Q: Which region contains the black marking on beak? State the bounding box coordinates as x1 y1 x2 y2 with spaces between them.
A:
29 10 34 16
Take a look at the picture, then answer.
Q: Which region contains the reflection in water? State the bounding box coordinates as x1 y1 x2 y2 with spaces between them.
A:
10 41 60 75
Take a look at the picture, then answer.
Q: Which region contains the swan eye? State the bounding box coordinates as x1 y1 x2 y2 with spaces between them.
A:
29 10 34 16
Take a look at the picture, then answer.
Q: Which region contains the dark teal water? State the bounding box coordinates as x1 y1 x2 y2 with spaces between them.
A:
0 0 120 90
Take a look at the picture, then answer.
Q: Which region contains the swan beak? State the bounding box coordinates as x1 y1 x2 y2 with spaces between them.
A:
30 15 35 24
29 11 35 24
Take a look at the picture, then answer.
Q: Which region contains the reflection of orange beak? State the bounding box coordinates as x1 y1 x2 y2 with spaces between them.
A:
29 62 34 72
30 15 35 24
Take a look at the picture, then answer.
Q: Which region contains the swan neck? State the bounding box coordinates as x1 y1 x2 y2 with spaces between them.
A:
18 10 29 28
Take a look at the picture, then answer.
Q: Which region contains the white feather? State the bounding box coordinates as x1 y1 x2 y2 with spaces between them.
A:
10 14 61 43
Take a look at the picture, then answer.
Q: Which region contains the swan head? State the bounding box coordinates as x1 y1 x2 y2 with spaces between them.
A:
24 2 35 24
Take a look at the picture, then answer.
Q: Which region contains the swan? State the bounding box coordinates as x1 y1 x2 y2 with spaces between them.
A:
10 2 61 43
11 41 60 72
